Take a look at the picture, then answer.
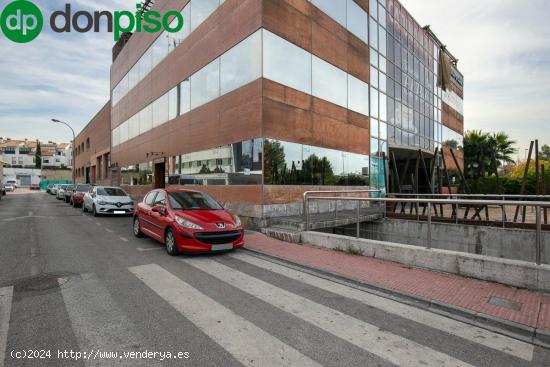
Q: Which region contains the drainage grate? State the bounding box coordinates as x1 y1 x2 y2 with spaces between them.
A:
488 296 523 311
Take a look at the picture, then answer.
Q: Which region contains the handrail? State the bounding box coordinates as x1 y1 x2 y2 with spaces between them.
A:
388 193 550 200
303 195 549 265
302 189 381 225
306 197 550 207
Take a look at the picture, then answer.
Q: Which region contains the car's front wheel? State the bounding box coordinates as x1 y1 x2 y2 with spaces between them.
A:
133 217 143 238
165 228 179 256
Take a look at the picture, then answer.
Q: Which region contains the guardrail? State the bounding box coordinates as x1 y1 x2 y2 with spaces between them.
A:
303 196 550 265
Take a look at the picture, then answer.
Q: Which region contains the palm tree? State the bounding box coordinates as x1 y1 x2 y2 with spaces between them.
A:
463 130 490 179
487 132 516 171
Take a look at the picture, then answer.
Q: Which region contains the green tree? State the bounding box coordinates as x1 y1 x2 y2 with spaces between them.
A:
540 144 550 161
463 130 516 181
35 141 42 169
488 132 516 167
263 140 286 184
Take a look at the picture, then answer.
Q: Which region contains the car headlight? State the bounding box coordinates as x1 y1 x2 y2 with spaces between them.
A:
175 216 203 230
233 215 242 227
98 201 108 205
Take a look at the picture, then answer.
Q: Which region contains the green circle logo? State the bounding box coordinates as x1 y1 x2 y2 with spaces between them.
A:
1 0 43 43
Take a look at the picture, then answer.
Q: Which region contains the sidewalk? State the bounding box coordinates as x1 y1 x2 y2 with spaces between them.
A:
244 231 550 338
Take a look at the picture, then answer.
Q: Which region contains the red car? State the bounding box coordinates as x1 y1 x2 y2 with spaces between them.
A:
71 184 93 207
133 188 244 255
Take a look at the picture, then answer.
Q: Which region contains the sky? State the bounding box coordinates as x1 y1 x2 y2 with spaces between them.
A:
1 0 549 157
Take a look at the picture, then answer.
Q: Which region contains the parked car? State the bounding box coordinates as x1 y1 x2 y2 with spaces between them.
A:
57 185 72 200
71 184 93 207
30 184 40 191
63 185 75 203
50 184 59 195
5 180 17 189
133 188 244 255
46 184 54 194
4 183 15 192
83 186 134 216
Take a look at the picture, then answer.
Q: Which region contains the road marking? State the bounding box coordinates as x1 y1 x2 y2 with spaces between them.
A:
119 237 129 242
28 211 33 216
129 264 322 367
136 247 163 252
30 247 38 258
0 287 14 367
185 258 476 367
95 222 102 226
232 253 534 361
59 274 153 366
105 228 113 233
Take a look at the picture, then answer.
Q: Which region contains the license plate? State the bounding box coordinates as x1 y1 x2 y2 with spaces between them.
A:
211 243 233 251
114 211 126 214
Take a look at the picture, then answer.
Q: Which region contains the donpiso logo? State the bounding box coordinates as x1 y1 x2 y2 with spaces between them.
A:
0 0 43 43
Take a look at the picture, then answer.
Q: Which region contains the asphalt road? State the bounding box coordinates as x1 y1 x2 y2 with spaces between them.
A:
0 191 549 367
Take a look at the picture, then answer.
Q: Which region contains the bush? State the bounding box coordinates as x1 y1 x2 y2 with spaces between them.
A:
467 175 547 195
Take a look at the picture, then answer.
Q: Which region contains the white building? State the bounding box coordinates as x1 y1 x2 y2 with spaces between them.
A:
0 139 72 186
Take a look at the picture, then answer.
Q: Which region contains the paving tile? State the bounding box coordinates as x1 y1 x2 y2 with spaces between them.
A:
245 231 547 331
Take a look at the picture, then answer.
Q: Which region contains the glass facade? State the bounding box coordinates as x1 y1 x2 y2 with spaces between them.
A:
112 0 463 194
166 139 370 187
112 29 370 148
264 139 370 186
112 0 227 106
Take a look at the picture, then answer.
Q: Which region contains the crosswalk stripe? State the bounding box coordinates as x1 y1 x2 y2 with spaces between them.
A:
0 287 13 367
232 253 534 361
59 274 153 366
185 258 476 367
129 264 322 367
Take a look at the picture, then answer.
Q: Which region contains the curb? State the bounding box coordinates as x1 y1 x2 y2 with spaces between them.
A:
242 247 550 350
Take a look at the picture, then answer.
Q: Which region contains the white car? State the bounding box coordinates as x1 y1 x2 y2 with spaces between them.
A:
56 185 69 200
83 186 134 217
51 184 59 195
4 183 15 192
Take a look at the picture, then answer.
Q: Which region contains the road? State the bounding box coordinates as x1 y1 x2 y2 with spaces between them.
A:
0 191 549 366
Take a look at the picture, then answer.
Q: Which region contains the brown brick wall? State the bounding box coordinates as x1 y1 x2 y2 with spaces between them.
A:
262 79 370 155
74 102 111 184
442 102 464 135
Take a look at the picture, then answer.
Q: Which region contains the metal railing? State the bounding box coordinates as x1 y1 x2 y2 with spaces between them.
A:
302 190 381 225
303 196 550 265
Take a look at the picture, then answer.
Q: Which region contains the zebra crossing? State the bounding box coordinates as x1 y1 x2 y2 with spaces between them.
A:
0 254 547 367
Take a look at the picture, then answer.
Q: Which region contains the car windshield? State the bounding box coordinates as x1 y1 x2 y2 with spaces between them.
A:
97 188 127 197
76 185 91 192
65 186 74 191
168 192 223 211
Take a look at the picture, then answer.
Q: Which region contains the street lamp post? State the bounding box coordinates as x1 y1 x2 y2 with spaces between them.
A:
51 119 76 186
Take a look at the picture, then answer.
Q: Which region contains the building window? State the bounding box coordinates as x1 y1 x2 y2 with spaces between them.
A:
220 31 262 95
263 30 311 95
191 59 220 109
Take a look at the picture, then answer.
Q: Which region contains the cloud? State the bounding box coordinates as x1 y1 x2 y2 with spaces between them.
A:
400 0 550 152
0 0 133 142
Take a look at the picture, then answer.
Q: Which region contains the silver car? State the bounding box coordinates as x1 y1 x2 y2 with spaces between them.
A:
56 185 69 200
83 186 134 217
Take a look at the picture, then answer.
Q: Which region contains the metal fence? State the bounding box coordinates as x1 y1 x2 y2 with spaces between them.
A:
303 195 550 265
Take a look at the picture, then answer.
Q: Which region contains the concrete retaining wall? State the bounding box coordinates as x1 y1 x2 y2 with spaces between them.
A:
301 231 550 292
329 219 549 264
